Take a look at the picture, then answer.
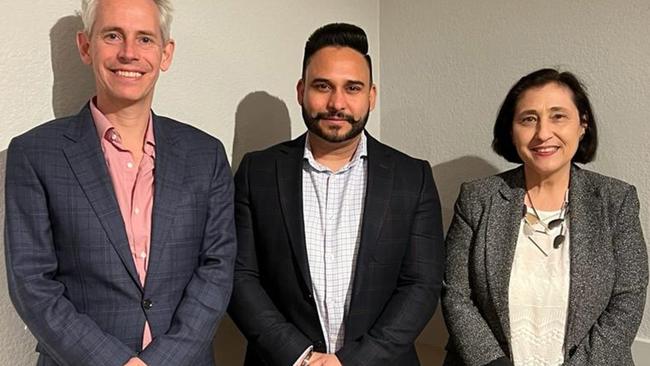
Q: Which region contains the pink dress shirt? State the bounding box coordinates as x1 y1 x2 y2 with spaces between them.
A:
91 100 155 349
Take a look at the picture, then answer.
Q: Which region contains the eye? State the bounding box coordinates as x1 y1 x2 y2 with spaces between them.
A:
104 32 121 42
520 115 537 124
551 113 567 121
139 36 155 45
312 82 331 92
346 84 363 93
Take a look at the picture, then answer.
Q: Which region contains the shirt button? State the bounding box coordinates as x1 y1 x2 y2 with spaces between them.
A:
127 162 134 169
134 207 140 215
140 251 147 259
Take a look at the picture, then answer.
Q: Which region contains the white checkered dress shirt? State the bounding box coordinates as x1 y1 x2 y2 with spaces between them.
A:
302 133 367 353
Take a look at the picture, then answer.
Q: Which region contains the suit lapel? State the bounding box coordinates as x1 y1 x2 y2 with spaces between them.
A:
277 135 313 292
356 135 393 267
62 106 141 289
146 115 186 280
564 166 603 349
485 168 526 339
345 135 393 327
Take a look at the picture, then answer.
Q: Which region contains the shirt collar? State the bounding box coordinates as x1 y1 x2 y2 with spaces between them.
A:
90 97 156 155
303 132 367 173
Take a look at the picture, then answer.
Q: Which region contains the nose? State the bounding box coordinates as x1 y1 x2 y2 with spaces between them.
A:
118 38 138 62
535 117 553 141
327 89 346 112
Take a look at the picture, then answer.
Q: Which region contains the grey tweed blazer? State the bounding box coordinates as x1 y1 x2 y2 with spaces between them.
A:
442 165 648 366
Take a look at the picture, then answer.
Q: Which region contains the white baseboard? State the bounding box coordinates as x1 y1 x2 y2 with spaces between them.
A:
633 338 650 365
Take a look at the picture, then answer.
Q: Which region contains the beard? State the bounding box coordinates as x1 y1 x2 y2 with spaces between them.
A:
302 106 370 143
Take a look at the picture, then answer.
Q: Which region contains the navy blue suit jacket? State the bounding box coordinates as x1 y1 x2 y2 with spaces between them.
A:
5 105 236 366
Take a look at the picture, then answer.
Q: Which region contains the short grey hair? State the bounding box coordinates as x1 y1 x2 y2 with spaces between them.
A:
80 0 173 43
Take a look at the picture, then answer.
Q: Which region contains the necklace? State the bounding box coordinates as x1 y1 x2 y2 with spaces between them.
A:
524 189 569 252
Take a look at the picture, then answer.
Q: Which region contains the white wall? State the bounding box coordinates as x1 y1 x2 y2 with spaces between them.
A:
380 0 650 363
0 1 379 364
4 0 650 365
0 0 381 159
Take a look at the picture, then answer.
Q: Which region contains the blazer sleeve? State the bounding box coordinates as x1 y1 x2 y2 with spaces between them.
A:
227 153 313 365
442 183 510 366
4 139 136 366
564 185 648 365
139 140 237 365
335 160 445 365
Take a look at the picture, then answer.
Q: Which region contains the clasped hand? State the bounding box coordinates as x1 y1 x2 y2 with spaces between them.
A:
308 352 342 366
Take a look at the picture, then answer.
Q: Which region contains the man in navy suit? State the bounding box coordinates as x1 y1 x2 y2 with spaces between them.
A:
229 23 445 366
4 0 235 365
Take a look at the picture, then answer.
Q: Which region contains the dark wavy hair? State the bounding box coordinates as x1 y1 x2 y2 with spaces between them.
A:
302 23 372 82
492 68 598 164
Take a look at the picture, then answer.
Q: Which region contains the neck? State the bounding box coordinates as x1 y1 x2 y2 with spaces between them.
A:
95 95 151 158
524 164 571 211
308 132 362 172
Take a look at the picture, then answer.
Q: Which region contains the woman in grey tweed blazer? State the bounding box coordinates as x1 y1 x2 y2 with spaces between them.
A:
442 69 648 366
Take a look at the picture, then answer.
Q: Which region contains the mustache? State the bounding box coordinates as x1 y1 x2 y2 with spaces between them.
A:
313 111 358 124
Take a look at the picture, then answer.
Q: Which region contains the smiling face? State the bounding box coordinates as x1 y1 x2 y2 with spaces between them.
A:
77 0 174 110
297 46 376 144
512 82 587 181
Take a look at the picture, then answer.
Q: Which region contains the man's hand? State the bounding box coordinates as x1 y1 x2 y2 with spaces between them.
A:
124 357 147 366
309 352 342 366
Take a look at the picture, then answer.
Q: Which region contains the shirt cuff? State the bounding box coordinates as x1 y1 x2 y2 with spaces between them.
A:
292 346 314 366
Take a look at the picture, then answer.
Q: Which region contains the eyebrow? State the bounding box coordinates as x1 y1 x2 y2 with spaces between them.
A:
516 109 538 116
98 26 158 38
310 78 366 87
98 26 123 34
347 80 366 87
517 106 570 115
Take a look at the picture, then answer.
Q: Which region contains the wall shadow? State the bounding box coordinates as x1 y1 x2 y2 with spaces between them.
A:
433 156 500 230
416 156 500 365
230 91 292 172
214 91 291 365
50 15 95 118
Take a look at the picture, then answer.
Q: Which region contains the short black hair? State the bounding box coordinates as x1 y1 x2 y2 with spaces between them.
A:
302 22 373 82
492 68 598 164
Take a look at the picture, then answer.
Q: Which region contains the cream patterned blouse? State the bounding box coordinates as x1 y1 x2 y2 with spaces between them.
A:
509 208 570 365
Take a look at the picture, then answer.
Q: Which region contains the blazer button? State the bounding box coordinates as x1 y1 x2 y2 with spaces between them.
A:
143 299 153 310
313 340 325 353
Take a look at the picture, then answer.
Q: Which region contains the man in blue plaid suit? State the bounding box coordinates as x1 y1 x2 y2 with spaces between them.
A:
4 1 236 365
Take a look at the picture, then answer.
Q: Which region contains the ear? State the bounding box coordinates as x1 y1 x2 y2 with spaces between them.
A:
160 39 175 72
76 31 92 65
296 78 305 106
368 83 377 111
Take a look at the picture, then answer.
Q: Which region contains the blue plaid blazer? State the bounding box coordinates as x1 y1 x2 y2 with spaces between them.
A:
5 105 236 366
